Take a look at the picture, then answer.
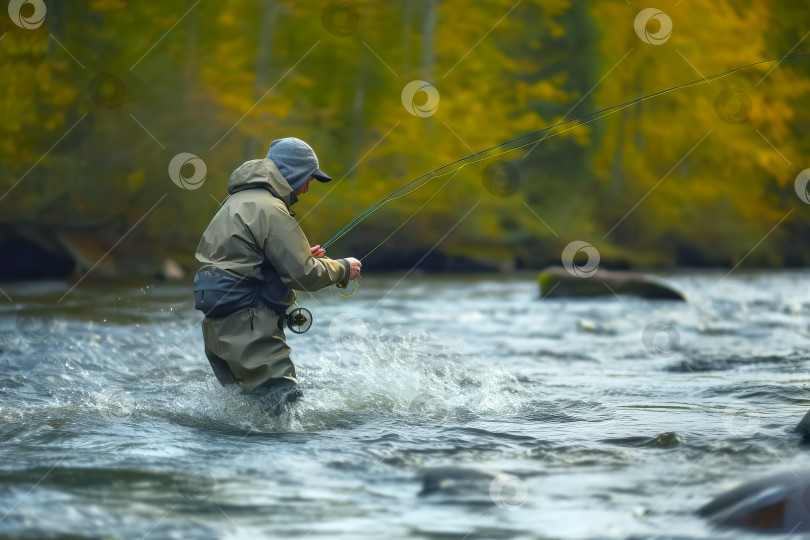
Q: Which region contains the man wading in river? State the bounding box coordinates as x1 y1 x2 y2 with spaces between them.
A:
193 137 362 410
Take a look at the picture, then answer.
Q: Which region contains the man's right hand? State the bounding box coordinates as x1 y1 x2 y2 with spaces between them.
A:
346 257 362 279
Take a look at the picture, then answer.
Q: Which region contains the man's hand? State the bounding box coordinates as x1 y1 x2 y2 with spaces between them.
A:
345 257 362 279
310 245 326 258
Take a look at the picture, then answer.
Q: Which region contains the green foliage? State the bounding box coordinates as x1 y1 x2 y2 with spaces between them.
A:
0 0 807 269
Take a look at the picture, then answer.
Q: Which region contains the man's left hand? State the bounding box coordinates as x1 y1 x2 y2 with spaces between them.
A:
310 245 326 258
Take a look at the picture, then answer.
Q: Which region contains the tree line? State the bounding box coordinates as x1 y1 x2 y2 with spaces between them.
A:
1 0 808 272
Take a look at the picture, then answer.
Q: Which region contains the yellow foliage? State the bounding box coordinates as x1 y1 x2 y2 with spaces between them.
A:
0 0 807 267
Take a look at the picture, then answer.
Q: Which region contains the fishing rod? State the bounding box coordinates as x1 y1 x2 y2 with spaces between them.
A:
322 51 810 259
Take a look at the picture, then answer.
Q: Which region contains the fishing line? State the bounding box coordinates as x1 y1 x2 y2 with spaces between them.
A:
361 168 463 261
336 274 360 297
322 52 810 255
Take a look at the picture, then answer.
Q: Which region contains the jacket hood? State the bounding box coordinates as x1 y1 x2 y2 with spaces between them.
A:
226 159 299 207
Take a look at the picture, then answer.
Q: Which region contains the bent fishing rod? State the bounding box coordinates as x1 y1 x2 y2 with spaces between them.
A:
322 51 810 260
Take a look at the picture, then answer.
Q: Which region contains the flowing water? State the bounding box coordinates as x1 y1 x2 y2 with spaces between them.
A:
1 271 809 539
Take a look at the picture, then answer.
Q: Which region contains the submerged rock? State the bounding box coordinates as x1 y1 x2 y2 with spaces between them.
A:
796 409 810 440
643 432 686 449
538 266 686 301
418 467 499 496
0 225 76 280
698 471 810 533
601 432 685 449
155 258 185 281
418 466 529 509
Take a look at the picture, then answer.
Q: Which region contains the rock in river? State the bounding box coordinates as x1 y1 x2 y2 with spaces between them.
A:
538 266 686 301
698 471 810 533
419 467 500 496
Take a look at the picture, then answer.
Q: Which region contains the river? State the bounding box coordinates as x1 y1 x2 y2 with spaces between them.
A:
1 271 809 539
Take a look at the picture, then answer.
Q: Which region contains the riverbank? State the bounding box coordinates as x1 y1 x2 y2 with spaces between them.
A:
3 221 809 284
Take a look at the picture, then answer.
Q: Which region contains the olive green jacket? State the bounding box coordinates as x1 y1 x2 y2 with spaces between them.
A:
195 158 349 300
194 159 349 391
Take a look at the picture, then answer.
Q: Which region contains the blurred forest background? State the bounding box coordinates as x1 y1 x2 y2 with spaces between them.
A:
1 0 809 280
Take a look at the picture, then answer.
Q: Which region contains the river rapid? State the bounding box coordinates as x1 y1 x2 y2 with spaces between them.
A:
1 271 809 539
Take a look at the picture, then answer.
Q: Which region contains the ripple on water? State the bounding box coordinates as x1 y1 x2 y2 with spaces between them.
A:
0 273 809 539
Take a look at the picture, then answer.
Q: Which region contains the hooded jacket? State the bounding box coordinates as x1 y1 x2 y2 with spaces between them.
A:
194 158 350 317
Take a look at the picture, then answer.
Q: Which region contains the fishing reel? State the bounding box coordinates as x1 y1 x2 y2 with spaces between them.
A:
286 307 313 334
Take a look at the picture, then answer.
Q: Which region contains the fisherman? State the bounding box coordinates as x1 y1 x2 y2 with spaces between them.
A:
193 137 362 409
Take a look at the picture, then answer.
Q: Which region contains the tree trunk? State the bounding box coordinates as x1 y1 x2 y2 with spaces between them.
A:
421 0 437 81
608 101 627 203
401 0 413 76
184 0 198 84
420 0 438 146
244 2 278 160
608 70 642 203
349 14 372 179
